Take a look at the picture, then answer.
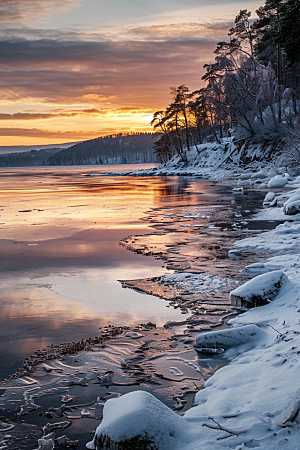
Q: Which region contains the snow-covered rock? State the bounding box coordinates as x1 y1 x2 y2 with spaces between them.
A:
284 199 300 215
284 194 300 209
283 172 293 181
263 191 277 207
232 187 244 194
230 270 290 308
36 438 55 450
195 324 266 350
283 195 300 215
264 192 275 203
268 175 288 188
87 391 184 450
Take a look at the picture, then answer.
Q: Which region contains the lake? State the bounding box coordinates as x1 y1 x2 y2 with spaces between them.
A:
0 164 237 380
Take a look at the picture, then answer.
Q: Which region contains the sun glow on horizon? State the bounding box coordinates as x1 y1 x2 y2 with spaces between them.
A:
0 0 264 146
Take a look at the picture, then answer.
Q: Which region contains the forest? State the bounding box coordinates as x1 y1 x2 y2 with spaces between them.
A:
152 0 300 166
47 132 159 165
0 133 159 166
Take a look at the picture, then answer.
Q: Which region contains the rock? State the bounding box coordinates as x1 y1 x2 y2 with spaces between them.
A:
124 331 144 339
87 391 182 450
232 187 244 194
195 324 266 350
56 435 79 448
36 438 55 450
263 192 276 206
268 175 288 188
230 270 290 308
284 200 300 215
283 172 293 181
283 195 300 215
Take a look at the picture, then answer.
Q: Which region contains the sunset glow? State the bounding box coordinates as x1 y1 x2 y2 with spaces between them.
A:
0 0 263 145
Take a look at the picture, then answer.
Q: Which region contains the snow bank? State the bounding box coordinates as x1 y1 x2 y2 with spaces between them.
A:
230 270 291 308
235 221 300 253
195 324 266 350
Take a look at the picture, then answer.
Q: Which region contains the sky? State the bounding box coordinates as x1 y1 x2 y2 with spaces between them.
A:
0 0 263 146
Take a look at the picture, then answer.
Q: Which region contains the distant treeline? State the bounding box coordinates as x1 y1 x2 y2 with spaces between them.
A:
0 148 61 167
48 132 159 165
0 132 160 167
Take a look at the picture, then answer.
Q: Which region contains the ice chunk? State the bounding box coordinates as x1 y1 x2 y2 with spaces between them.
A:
195 324 266 351
36 437 54 450
230 270 290 308
88 391 183 450
268 175 288 188
232 187 244 194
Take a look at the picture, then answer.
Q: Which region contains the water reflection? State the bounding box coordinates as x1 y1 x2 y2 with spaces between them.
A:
0 168 207 242
0 166 236 380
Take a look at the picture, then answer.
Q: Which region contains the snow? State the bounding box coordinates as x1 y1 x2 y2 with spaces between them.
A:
87 156 300 450
264 192 276 203
87 391 184 450
268 175 288 188
195 324 267 350
230 270 291 307
235 221 300 253
284 199 300 215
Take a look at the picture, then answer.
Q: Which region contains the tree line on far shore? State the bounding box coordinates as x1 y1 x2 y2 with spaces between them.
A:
0 133 160 167
152 0 300 165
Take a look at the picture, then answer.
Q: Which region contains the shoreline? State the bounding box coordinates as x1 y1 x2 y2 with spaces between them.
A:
86 163 300 449
0 172 276 450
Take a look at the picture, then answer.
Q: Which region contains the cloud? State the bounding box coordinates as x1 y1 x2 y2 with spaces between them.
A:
0 0 79 24
125 21 233 42
0 127 101 139
0 108 109 120
0 20 232 141
0 36 216 110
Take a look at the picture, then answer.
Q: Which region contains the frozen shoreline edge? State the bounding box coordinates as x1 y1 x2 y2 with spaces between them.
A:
87 154 300 449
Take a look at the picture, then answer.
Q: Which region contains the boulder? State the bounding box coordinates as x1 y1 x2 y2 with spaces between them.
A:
195 324 266 350
87 391 183 450
284 200 300 215
263 192 277 207
230 270 290 308
268 175 288 188
283 195 300 215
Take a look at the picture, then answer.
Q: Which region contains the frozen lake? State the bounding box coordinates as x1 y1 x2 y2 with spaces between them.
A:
0 164 235 380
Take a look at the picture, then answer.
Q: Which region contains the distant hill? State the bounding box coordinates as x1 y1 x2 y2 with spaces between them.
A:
0 142 78 155
0 147 63 167
47 133 160 166
0 133 160 167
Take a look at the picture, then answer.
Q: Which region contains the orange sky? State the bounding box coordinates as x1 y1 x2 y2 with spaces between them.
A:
0 0 263 145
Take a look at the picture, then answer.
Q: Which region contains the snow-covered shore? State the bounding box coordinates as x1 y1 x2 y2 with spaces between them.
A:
87 146 300 449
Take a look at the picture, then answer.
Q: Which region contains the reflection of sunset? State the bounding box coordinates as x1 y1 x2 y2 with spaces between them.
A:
0 167 200 240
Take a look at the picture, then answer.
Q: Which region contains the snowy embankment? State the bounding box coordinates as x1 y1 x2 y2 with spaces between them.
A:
119 140 282 180
87 159 300 449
